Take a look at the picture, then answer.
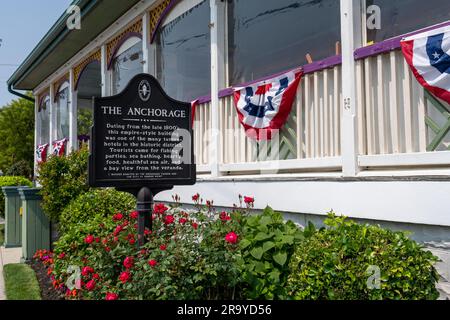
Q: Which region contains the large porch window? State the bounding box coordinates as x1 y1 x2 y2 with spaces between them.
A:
227 0 341 86
55 83 70 141
112 37 143 94
365 0 450 44
38 96 50 145
155 0 211 102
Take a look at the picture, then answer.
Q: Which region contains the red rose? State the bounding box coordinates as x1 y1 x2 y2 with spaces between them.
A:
164 215 175 225
148 260 157 267
129 239 136 245
179 218 187 224
123 257 134 269
105 292 119 301
93 273 100 280
130 211 139 219
160 245 167 251
113 225 123 236
225 232 238 244
220 212 231 222
192 222 199 230
82 266 94 276
113 213 124 221
154 203 169 215
84 235 94 244
58 253 66 259
244 196 254 204
192 193 200 201
119 271 131 284
105 247 111 252
95 237 100 243
144 229 151 236
85 279 96 291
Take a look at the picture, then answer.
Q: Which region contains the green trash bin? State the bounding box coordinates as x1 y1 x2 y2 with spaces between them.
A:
19 188 51 261
2 186 28 248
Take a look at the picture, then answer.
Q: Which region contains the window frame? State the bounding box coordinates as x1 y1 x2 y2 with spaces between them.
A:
55 81 70 141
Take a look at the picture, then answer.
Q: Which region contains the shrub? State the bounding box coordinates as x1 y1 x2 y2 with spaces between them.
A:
238 206 304 299
0 176 32 218
50 196 253 300
59 189 136 233
37 147 90 222
5 160 33 180
287 214 440 300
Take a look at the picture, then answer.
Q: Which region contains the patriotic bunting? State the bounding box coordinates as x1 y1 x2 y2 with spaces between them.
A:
401 25 450 104
233 70 302 141
52 138 68 157
36 144 49 163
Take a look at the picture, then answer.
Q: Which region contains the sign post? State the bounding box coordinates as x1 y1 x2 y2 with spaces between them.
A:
89 74 196 246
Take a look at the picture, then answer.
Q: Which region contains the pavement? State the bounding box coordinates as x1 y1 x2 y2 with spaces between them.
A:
0 246 22 300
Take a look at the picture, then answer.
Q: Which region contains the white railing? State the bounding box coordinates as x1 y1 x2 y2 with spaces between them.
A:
193 101 211 172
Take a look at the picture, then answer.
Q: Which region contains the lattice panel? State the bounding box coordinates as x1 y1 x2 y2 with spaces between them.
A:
73 49 101 89
106 19 143 67
150 0 171 41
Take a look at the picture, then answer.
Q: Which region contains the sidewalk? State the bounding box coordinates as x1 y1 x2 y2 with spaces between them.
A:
0 246 22 300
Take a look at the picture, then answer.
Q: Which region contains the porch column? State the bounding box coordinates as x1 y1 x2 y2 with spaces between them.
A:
101 44 111 97
34 97 39 176
209 0 226 177
142 11 155 75
69 69 78 152
340 0 362 176
49 84 56 151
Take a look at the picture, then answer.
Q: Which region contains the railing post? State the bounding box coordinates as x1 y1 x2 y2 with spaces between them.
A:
340 0 362 176
209 0 226 177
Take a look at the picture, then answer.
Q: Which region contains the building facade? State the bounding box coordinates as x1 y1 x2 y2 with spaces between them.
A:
7 0 450 286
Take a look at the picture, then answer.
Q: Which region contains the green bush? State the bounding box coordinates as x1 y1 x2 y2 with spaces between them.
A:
238 207 304 299
37 147 90 222
5 160 33 180
0 176 32 218
287 214 440 300
59 189 136 233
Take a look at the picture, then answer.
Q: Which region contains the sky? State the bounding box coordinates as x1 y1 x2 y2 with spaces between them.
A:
0 0 72 107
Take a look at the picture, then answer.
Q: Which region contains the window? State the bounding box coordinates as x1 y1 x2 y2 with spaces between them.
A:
228 0 341 86
56 85 70 140
112 37 143 94
39 97 50 145
156 0 211 102
366 0 450 44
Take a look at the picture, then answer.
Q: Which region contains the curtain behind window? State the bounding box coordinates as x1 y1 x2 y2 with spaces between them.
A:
39 99 50 145
56 87 70 140
112 40 143 94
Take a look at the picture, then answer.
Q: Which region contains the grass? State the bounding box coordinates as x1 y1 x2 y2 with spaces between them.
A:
0 224 4 246
3 264 41 300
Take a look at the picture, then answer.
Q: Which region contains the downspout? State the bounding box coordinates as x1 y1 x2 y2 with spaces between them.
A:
8 83 35 102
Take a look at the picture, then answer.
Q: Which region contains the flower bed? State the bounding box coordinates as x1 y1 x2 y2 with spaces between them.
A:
31 194 440 300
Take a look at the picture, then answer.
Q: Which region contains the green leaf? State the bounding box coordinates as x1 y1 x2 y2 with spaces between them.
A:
239 239 252 250
262 241 275 253
250 247 264 260
273 252 288 266
255 232 274 241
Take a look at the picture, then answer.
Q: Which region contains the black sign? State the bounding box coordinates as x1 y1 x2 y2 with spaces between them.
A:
89 74 196 189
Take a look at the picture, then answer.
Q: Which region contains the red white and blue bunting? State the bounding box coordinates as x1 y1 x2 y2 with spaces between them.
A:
233 70 302 141
401 25 450 104
36 144 49 164
52 138 68 157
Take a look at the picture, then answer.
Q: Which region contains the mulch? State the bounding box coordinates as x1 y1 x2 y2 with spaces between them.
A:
27 259 65 300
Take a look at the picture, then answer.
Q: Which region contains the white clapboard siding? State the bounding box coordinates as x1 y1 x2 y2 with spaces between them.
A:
358 50 428 156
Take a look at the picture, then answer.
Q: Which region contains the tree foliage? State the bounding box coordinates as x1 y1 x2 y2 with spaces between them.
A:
0 95 35 177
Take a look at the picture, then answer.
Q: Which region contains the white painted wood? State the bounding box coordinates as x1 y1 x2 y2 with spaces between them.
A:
68 69 78 152
220 157 342 173
34 97 39 175
389 52 400 153
402 58 414 153
101 45 110 97
142 12 151 74
156 178 450 227
356 60 366 155
359 151 450 167
376 54 386 154
340 0 362 176
49 84 56 146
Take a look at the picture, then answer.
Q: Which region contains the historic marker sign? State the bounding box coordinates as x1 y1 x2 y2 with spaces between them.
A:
89 74 196 189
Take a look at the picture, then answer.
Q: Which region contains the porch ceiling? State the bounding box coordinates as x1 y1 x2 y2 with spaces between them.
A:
7 0 141 91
